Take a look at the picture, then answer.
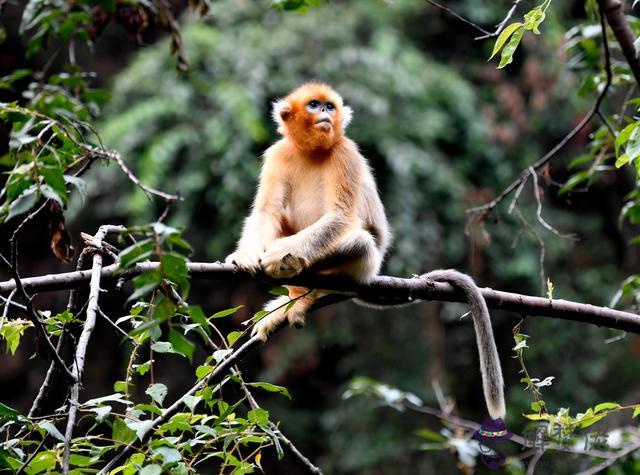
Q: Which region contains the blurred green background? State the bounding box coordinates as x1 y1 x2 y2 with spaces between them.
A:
1 0 639 473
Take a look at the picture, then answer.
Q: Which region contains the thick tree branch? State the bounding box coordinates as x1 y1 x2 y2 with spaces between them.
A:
598 0 640 88
0 261 638 333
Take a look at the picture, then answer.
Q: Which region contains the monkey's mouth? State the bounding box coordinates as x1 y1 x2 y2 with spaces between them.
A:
314 118 332 129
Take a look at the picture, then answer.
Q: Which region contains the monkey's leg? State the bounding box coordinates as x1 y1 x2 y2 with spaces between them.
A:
252 286 316 341
311 229 381 280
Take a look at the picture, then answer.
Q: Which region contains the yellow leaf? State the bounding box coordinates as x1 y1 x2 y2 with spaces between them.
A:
489 22 523 60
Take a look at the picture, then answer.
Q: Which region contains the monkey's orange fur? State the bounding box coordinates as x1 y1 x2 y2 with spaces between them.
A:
226 82 390 340
226 83 507 420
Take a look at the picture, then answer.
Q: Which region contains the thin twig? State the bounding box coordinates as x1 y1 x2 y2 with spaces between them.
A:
526 449 545 475
0 292 26 311
426 0 491 35
0 288 16 334
98 307 133 340
475 0 524 40
529 167 579 241
4 203 75 383
575 441 640 475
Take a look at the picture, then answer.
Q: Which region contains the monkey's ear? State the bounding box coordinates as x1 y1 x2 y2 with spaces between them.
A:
341 105 353 131
272 99 291 134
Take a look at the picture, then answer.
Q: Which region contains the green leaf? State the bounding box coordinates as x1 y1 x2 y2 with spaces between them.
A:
161 252 190 294
40 184 64 206
226 331 242 346
152 446 181 465
246 382 291 399
559 170 591 195
40 165 67 203
489 23 523 60
6 187 39 222
269 286 290 296
133 361 152 376
0 402 21 423
616 153 630 168
615 122 638 155
247 408 269 426
523 7 545 34
187 305 210 334
25 450 57 474
625 124 640 160
119 239 154 269
211 305 243 319
498 27 524 68
594 402 621 413
145 383 168 406
90 405 112 423
416 429 446 442
112 417 136 444
169 330 195 361
195 364 213 380
632 406 640 418
151 341 178 354
133 404 163 416
127 419 155 441
183 394 201 411
159 413 192 433
1 320 33 355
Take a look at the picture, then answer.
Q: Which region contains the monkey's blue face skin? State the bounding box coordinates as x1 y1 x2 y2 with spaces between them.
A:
306 99 336 116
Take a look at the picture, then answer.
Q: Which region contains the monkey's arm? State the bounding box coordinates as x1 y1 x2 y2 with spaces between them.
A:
226 153 286 274
260 152 360 278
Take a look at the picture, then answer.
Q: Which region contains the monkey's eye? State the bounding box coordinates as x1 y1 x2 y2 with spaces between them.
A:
307 100 320 109
326 102 335 111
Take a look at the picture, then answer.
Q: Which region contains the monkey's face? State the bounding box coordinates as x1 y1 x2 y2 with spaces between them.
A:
305 98 336 132
272 82 353 152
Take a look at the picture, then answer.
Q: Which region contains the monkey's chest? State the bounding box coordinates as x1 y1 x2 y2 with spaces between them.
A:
284 176 328 233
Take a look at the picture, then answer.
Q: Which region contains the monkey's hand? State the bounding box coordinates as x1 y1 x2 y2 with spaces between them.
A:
225 249 262 276
260 239 310 279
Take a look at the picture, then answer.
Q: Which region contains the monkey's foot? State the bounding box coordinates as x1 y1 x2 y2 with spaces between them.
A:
225 250 261 276
251 307 306 341
260 252 309 279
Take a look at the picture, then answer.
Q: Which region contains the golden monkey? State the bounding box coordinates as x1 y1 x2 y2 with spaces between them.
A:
226 82 505 419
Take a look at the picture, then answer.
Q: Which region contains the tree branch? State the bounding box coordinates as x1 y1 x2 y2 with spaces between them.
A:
62 225 125 474
598 0 640 88
0 261 638 333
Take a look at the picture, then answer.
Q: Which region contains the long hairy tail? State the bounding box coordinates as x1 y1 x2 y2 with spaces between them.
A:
423 269 506 420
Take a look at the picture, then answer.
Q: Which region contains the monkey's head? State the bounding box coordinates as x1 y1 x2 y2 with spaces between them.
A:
272 82 353 152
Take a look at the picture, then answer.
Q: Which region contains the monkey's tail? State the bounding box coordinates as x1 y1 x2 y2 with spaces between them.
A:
423 269 506 420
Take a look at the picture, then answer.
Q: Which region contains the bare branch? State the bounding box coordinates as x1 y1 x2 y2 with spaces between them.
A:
575 441 640 475
63 225 125 474
425 0 490 36
475 0 524 40
529 167 579 241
